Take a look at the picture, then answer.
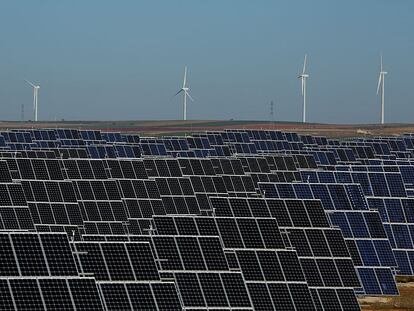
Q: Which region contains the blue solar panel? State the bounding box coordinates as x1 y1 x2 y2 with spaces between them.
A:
376 268 399 295
258 181 397 295
358 268 382 295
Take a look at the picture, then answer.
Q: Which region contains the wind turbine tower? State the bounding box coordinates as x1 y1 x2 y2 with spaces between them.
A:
26 80 40 122
173 66 194 121
377 54 387 124
298 54 309 123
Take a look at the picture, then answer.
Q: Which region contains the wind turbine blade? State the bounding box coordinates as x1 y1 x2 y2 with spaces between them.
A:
186 91 194 102
183 66 187 88
25 79 35 87
302 54 307 74
376 75 382 95
173 89 184 97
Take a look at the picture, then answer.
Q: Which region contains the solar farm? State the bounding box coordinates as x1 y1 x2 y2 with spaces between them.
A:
1 126 414 310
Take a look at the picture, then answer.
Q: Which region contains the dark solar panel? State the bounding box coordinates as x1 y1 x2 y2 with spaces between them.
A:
40 279 74 311
10 279 45 310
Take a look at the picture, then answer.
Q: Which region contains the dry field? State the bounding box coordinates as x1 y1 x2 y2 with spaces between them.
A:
2 120 414 138
360 277 414 310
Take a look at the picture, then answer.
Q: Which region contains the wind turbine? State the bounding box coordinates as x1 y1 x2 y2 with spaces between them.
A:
173 66 193 121
25 80 40 122
377 54 387 124
298 54 309 123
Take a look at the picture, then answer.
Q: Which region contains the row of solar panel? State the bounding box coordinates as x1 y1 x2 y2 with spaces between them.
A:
6 128 414 310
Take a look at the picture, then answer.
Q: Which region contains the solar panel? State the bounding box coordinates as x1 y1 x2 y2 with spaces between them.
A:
39 278 74 311
367 197 414 276
68 278 105 310
7 127 414 308
10 279 45 310
259 182 398 295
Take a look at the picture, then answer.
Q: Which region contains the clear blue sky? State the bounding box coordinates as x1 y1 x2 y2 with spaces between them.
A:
0 0 413 123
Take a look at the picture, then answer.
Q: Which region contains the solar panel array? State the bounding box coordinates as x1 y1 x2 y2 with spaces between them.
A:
2 127 414 309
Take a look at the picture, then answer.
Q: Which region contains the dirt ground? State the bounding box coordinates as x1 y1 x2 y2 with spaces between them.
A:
2 120 414 138
360 280 414 310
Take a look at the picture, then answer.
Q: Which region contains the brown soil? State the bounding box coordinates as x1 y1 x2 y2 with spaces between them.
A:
2 120 414 138
360 282 414 310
